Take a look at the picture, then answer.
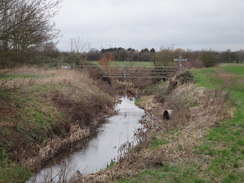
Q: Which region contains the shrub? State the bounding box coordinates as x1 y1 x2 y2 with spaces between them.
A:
176 71 194 84
198 50 220 67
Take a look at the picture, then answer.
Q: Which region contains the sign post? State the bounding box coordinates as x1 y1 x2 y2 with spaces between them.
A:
174 56 187 72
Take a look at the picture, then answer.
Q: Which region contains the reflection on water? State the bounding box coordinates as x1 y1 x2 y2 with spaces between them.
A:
27 96 145 183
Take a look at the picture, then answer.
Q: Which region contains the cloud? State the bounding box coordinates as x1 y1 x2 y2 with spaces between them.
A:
54 0 244 51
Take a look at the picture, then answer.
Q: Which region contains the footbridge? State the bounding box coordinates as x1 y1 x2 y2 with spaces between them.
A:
86 66 178 79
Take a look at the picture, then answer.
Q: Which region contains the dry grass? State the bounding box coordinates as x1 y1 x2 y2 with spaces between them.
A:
0 66 116 174
0 66 94 91
161 88 231 163
15 125 90 170
143 80 232 163
113 80 139 96
68 76 233 183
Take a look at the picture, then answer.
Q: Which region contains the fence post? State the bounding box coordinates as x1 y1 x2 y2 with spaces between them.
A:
124 66 127 78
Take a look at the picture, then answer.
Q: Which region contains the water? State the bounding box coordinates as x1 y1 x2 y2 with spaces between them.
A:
27 96 145 183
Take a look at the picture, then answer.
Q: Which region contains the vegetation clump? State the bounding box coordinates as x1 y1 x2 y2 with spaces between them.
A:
175 70 194 84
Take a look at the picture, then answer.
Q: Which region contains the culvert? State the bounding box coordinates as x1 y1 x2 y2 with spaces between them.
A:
163 110 173 120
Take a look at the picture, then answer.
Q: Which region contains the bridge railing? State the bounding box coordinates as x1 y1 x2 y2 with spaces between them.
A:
84 66 178 79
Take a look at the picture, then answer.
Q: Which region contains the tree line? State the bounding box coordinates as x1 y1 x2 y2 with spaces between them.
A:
84 47 244 68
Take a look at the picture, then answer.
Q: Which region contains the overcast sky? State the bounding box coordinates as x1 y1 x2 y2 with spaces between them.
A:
54 0 244 52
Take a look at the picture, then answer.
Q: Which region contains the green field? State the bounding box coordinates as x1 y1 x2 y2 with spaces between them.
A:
88 61 156 67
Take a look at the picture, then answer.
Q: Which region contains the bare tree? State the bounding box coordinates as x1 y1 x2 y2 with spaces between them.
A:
68 36 87 67
0 0 61 64
70 36 87 54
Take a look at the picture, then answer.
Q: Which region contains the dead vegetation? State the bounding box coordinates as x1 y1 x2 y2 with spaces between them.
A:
14 125 90 170
68 71 232 183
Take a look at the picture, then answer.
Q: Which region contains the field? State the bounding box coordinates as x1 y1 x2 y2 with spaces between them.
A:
88 61 156 67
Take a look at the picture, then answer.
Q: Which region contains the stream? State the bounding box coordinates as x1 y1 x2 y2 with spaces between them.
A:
27 96 145 183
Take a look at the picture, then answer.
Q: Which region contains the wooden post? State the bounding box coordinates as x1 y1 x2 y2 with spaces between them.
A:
124 67 127 78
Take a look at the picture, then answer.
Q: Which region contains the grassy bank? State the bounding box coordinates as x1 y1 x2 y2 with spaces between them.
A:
117 64 244 183
0 67 115 183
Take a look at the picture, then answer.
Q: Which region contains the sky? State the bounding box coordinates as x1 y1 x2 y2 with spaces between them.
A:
54 0 244 52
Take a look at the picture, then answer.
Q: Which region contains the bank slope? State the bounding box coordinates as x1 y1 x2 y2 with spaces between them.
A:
0 67 115 183
118 65 244 183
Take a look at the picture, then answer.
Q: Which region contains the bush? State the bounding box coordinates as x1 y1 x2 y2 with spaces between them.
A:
198 50 220 67
176 71 194 84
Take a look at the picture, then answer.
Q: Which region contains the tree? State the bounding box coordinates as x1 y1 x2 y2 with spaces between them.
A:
154 46 175 66
99 52 114 67
140 48 149 53
0 0 61 64
236 50 244 63
150 48 156 53
198 50 220 67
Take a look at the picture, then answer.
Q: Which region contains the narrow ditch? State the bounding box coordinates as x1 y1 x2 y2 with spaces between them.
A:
27 95 145 183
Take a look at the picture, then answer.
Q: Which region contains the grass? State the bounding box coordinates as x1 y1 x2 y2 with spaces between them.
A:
0 147 32 183
0 165 32 183
150 137 169 150
118 164 210 183
117 64 244 183
190 68 222 89
88 61 155 67
0 73 41 80
196 65 243 182
189 65 244 182
223 66 244 75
